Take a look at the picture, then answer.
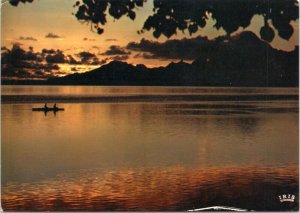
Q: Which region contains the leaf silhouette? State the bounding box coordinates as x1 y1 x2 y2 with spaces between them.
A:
9 0 299 42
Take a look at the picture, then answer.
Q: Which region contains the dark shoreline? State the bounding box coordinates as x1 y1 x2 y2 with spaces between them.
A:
2 80 300 88
2 94 298 104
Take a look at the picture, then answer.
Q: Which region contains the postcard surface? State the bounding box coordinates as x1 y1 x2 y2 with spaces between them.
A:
1 0 299 211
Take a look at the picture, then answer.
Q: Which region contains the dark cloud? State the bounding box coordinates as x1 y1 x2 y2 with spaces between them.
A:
18 36 37 41
77 51 95 60
70 67 85 71
87 57 108 65
45 33 63 39
71 67 78 71
127 36 213 60
105 38 118 42
128 32 290 62
41 49 68 64
78 51 96 59
54 70 69 75
1 61 60 79
1 65 31 78
110 55 129 61
129 32 280 61
133 53 140 58
101 45 130 55
99 58 108 65
45 50 66 64
83 37 96 41
1 45 95 79
1 43 128 79
67 55 81 65
76 51 99 65
42 49 82 65
1 45 60 79
2 44 40 63
133 53 155 59
42 48 56 55
21 61 59 70
90 58 100 65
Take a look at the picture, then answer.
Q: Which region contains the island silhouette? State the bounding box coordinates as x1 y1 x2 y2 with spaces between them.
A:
46 31 298 87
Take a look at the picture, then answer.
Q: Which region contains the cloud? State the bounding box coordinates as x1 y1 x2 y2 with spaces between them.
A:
126 36 213 60
1 60 60 79
14 61 60 70
90 58 100 65
99 58 108 65
101 45 130 55
2 44 40 63
45 33 63 39
41 48 68 64
67 55 81 65
1 65 31 78
18 36 37 41
44 49 91 65
77 51 95 60
98 45 131 61
42 49 82 65
1 45 61 79
127 32 281 61
2 60 59 71
110 55 129 61
71 67 78 71
1 45 101 79
76 51 99 65
105 38 118 41
83 37 96 41
42 48 57 55
92 46 99 49
45 50 66 64
133 53 156 59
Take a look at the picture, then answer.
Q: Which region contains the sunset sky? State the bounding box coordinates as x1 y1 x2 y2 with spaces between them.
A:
1 0 299 80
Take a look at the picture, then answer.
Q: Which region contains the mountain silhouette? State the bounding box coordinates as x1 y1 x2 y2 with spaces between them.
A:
48 32 298 87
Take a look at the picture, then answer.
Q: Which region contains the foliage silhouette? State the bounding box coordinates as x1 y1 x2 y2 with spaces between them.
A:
9 0 299 42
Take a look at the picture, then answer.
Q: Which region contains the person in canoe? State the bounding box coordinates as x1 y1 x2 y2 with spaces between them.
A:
44 103 48 109
53 103 58 109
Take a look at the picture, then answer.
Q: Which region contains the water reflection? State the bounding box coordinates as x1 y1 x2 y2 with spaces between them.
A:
2 85 299 96
38 110 59 116
2 101 298 183
2 166 298 211
1 94 298 211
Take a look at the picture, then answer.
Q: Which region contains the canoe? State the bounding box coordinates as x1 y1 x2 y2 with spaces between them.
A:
32 108 64 111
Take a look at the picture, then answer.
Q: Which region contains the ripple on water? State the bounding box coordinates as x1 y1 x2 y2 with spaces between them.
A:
2 165 298 211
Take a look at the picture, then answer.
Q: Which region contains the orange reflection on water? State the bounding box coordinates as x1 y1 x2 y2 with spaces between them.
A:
2 165 298 211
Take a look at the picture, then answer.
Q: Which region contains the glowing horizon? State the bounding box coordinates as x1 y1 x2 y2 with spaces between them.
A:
1 0 299 80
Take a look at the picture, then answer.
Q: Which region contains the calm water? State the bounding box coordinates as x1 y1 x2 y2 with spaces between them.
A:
1 86 299 211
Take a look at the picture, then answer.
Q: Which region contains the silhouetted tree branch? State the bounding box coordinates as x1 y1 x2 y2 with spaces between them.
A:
9 0 33 6
9 0 299 42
